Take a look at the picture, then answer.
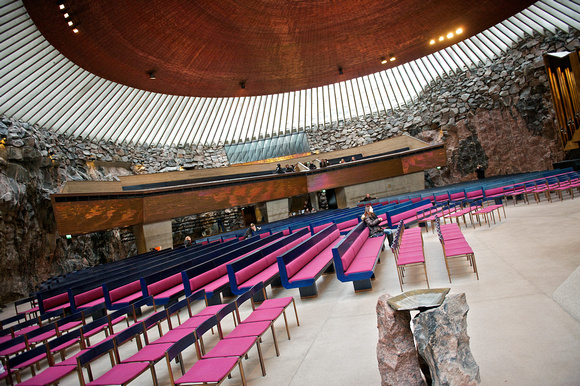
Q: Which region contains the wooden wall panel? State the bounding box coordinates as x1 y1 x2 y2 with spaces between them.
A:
401 147 447 173
306 158 403 192
142 175 308 224
51 197 143 235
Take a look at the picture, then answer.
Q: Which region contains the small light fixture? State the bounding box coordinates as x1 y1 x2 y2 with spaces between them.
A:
67 20 74 26
240 81 245 89
389 54 396 62
430 39 435 45
338 66 343 75
148 70 156 80
439 36 444 41
72 27 79 33
381 57 388 64
456 28 463 34
447 32 454 39
63 12 69 18
59 3 65 10
66 234 72 239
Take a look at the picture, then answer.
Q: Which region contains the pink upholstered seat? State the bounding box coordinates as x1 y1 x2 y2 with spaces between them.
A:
124 342 173 362
174 357 240 385
17 364 77 385
86 362 151 386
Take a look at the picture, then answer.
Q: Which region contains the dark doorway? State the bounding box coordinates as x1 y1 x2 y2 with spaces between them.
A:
241 206 257 226
326 189 338 209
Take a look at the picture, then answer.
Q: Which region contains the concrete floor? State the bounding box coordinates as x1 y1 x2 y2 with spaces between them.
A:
5 196 580 385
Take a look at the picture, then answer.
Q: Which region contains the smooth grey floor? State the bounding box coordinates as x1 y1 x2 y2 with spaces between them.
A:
6 195 580 385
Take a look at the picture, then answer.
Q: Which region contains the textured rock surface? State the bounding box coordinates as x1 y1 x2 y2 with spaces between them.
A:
412 293 481 386
376 294 426 386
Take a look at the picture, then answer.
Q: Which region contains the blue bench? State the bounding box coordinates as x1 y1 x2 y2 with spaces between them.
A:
278 224 342 298
332 222 385 292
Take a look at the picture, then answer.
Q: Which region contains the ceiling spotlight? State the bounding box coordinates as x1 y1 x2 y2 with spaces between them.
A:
439 36 444 41
338 67 343 75
72 28 79 33
456 28 463 34
148 70 156 80
381 57 388 64
389 54 396 62
430 39 436 45
59 3 65 10
447 32 454 38
240 81 245 89
63 12 69 18
67 20 74 26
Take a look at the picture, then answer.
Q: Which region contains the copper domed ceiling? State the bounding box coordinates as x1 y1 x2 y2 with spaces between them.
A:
23 0 537 98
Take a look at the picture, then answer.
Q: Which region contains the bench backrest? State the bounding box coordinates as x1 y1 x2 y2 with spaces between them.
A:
278 224 341 280
332 222 369 274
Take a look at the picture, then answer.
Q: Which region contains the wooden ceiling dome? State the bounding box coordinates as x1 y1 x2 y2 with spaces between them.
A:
23 0 537 98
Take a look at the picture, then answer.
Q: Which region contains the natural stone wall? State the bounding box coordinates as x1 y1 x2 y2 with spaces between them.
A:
0 119 233 302
306 29 579 184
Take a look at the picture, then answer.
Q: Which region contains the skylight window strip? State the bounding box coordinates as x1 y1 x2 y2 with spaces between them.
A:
407 60 430 90
469 34 498 59
250 95 265 141
391 66 411 104
486 26 515 48
527 4 570 31
432 51 455 76
368 74 387 113
461 38 489 64
143 94 177 146
361 77 375 115
335 82 346 121
137 94 172 146
480 29 508 53
444 46 468 71
505 16 534 37
284 92 293 133
17 58 76 123
122 93 161 145
221 96 241 144
415 56 437 82
540 0 580 29
424 54 447 78
384 68 403 108
276 92 287 137
513 12 549 35
556 0 580 14
197 97 220 146
81 83 134 142
476 31 505 57
47 72 103 131
107 88 147 143
237 96 253 142
0 29 45 70
176 96 202 146
401 62 422 97
25 65 85 127
349 79 363 116
495 21 522 42
210 97 233 145
166 96 194 146
183 97 209 145
68 81 119 139
1 49 63 115
342 81 355 120
245 95 260 140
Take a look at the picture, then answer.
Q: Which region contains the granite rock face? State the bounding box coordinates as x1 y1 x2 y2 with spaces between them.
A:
412 293 481 386
376 294 426 386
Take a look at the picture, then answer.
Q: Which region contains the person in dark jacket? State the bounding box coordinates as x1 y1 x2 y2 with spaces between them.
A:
361 205 383 237
184 236 192 248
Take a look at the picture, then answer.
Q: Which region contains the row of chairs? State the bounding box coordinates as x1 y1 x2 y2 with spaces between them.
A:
3 284 299 385
390 221 429 291
435 217 479 282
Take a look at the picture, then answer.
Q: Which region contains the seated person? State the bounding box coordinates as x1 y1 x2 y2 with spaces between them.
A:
339 158 345 164
285 164 294 172
244 223 260 239
310 161 317 170
184 236 192 248
275 163 285 173
303 200 313 213
361 206 384 237
358 193 378 202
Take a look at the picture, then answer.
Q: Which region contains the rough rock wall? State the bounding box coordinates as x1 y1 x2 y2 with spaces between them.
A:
0 119 232 302
306 29 578 184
